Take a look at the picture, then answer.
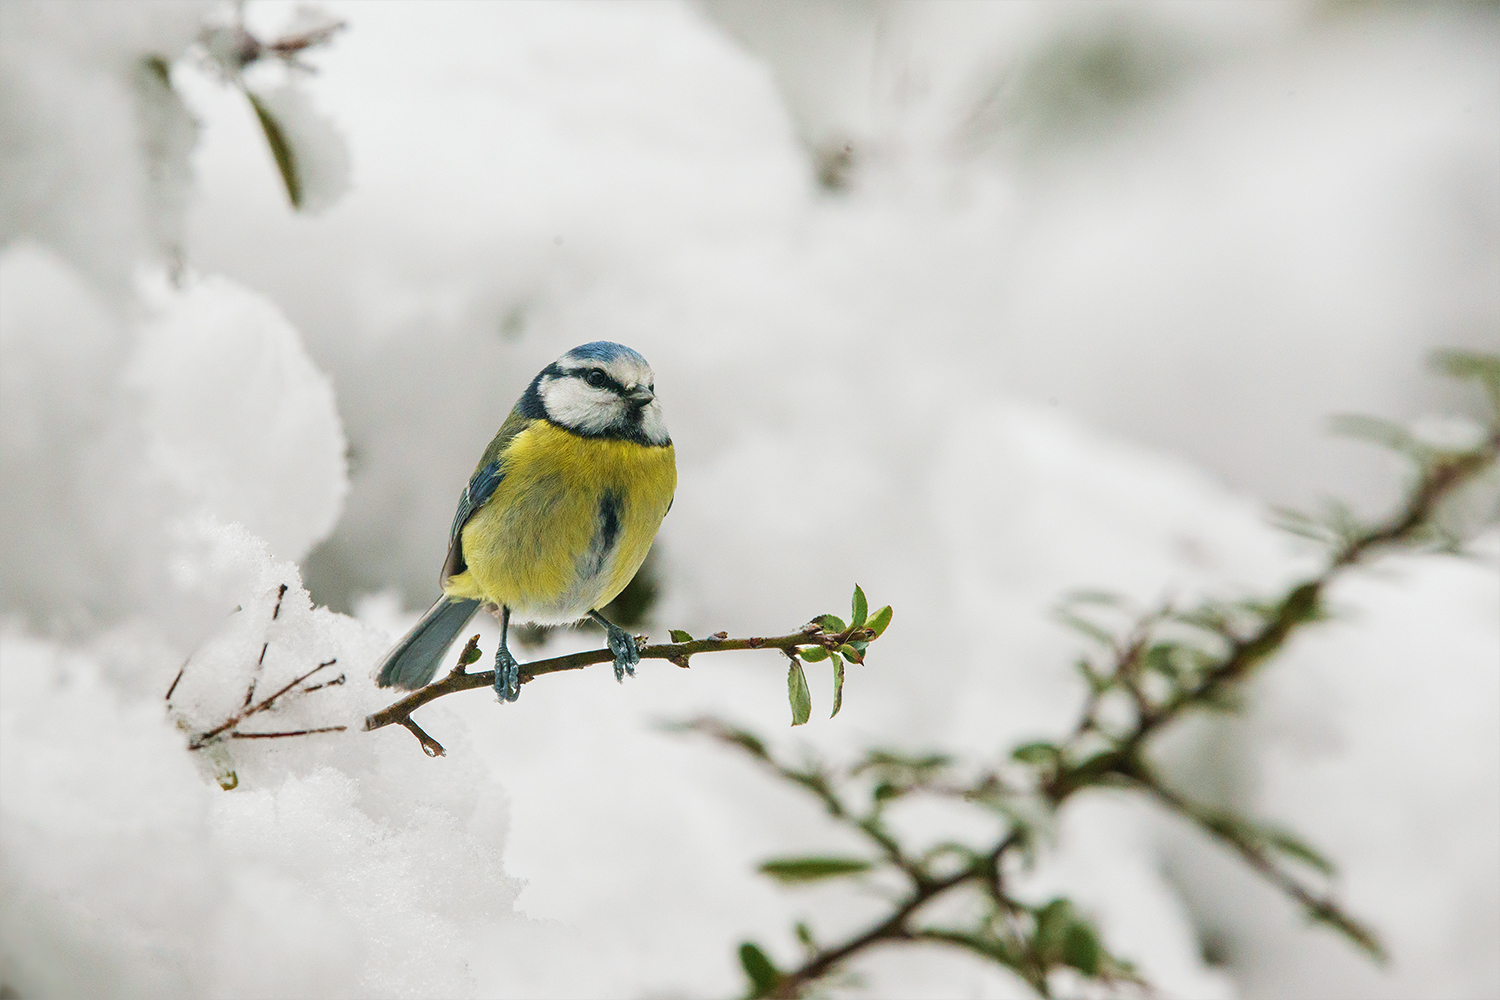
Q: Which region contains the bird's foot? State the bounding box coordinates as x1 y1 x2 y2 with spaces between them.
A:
602 622 640 684
493 645 521 703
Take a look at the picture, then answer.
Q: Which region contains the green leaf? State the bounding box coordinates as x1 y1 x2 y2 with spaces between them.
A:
456 637 483 668
1072 657 1107 693
1142 643 1179 677
142 55 172 87
865 605 893 638
1200 686 1245 713
1306 903 1388 962
669 629 693 643
1431 349 1500 415
856 749 954 773
851 584 868 627
818 614 846 633
800 644 830 662
1264 827 1337 876
245 89 301 208
1270 505 1336 544
1329 414 1417 454
831 655 845 718
738 941 780 999
1061 588 1128 607
836 643 864 664
1011 741 1061 766
1054 609 1115 647
1062 920 1101 975
1198 811 1249 841
787 659 812 726
759 856 873 882
794 921 817 956
1279 582 1324 625
1072 749 1130 784
667 719 769 760
1033 898 1073 956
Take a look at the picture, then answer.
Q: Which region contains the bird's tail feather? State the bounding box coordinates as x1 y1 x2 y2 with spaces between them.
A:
374 596 482 690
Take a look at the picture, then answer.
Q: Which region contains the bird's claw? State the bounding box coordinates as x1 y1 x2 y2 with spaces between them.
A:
493 645 521 703
603 623 640 684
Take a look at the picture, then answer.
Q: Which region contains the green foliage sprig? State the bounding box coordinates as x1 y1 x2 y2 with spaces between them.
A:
364 588 893 757
682 350 1499 999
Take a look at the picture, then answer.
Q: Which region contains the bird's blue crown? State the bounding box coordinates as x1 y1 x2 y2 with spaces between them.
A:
562 341 648 367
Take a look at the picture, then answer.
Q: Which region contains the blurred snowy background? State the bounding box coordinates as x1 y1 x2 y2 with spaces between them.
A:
1 1 1497 997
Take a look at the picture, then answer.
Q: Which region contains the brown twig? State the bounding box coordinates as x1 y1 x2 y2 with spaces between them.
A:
768 830 1030 999
401 717 448 758
230 726 348 740
188 657 338 751
241 583 288 708
1114 428 1500 764
164 659 188 702
363 625 875 748
1133 775 1384 959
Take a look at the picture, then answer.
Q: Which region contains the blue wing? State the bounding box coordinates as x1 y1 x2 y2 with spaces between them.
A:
442 459 503 582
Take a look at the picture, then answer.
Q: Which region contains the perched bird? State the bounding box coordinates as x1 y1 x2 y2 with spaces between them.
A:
374 342 676 702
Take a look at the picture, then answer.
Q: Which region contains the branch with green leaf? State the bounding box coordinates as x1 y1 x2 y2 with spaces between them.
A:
363 587 894 757
678 350 1499 999
141 7 347 213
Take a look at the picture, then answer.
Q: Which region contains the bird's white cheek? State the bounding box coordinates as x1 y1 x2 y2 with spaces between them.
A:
640 402 669 445
541 379 616 434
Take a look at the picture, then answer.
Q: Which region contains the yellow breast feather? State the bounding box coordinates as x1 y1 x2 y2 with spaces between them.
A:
442 420 675 624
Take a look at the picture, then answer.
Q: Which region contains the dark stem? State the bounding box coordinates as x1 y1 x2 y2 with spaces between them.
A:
363 627 873 743
241 583 289 708
188 657 338 750
401 717 446 757
738 423 1497 997
230 726 348 740
769 865 973 999
1135 776 1384 959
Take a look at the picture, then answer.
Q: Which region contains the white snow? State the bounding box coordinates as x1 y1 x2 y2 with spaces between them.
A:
1 2 1496 999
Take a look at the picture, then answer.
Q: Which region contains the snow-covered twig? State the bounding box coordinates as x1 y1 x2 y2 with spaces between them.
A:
184 656 344 751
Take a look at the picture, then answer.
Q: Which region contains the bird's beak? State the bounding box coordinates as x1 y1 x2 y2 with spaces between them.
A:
628 388 655 405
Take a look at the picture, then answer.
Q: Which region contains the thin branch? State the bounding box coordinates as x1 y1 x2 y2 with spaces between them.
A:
717 411 1497 997
241 583 288 708
769 864 974 999
164 659 187 702
1135 776 1385 960
188 657 338 751
363 625 874 745
229 726 348 740
761 800 1038 998
401 717 447 758
1114 431 1499 763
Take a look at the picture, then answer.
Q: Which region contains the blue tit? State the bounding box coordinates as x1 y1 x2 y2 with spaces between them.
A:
374 341 676 702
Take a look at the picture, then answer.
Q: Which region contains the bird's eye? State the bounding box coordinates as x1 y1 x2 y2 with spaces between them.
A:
584 369 609 389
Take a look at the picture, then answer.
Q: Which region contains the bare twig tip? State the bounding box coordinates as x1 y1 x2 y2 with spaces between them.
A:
165 661 187 702
401 717 446 757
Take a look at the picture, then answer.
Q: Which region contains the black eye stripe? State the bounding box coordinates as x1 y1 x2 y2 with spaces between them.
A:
568 367 628 395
